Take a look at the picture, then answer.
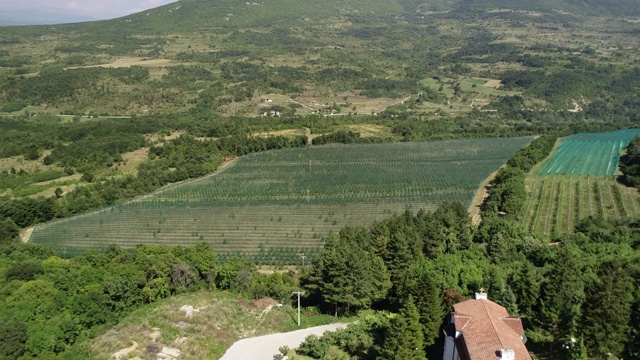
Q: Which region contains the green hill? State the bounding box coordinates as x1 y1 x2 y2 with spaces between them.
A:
1 0 639 119
7 0 639 36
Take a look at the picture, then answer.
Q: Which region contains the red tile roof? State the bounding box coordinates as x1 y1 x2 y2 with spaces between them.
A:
453 298 531 360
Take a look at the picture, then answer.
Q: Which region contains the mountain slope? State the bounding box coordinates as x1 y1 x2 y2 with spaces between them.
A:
38 0 639 36
452 0 640 16
0 8 96 26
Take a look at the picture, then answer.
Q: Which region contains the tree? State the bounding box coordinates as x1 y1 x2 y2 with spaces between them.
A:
379 297 426 360
183 242 218 281
170 262 196 291
539 245 585 348
304 232 391 316
0 319 27 360
582 260 634 357
568 336 587 360
397 258 444 349
510 262 541 320
0 217 20 243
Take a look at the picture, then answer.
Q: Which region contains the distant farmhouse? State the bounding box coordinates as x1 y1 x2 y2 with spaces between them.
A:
443 291 530 360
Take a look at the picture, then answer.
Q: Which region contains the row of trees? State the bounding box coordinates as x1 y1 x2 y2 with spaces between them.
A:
483 135 557 220
620 135 640 187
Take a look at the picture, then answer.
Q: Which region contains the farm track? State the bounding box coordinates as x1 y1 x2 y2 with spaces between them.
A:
542 176 557 233
528 176 547 233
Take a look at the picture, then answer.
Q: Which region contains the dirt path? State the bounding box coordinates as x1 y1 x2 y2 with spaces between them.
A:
220 323 349 360
20 227 34 243
469 167 502 225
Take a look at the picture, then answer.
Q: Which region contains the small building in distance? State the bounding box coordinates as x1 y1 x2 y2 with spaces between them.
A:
443 290 531 360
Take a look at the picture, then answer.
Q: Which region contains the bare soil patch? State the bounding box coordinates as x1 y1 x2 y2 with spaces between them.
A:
344 124 391 138
483 79 502 88
20 227 34 243
146 131 185 143
469 167 503 225
253 128 307 138
66 57 176 69
118 148 150 175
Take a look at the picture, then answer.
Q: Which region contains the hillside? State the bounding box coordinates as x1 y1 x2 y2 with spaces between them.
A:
28 137 532 259
71 0 640 33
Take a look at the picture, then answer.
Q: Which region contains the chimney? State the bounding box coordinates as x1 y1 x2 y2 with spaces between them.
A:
475 287 487 300
501 348 515 360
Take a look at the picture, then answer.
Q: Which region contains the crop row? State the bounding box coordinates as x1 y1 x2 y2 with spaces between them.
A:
522 175 640 236
30 138 532 259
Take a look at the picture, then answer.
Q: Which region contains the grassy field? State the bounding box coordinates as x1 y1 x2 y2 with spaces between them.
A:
29 137 531 260
89 290 347 360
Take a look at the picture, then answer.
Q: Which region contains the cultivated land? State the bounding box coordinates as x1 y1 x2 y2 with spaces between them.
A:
29 137 531 261
522 175 640 237
524 129 640 237
538 129 640 176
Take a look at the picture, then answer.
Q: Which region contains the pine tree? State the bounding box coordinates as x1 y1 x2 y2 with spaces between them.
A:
540 245 585 347
379 297 426 360
303 232 391 316
395 258 444 349
568 336 587 360
510 262 540 320
582 260 634 357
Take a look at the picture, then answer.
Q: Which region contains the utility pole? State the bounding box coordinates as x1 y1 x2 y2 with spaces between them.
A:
298 253 306 267
292 291 305 327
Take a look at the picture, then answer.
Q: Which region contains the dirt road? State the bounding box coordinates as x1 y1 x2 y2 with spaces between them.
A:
220 323 349 360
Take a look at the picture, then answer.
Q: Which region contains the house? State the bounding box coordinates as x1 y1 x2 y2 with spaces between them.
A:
443 291 531 360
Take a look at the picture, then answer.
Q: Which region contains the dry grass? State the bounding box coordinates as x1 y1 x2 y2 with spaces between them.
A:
0 149 53 172
66 57 177 69
484 79 502 88
89 290 311 360
252 128 308 138
29 183 79 199
343 124 391 138
146 131 185 143
117 148 150 176
20 227 34 243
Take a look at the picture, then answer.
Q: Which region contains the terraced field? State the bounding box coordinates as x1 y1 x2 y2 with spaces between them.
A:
30 138 532 262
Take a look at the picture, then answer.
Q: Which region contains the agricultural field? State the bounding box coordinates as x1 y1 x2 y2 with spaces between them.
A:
538 129 640 176
29 137 531 261
524 129 640 237
522 175 640 237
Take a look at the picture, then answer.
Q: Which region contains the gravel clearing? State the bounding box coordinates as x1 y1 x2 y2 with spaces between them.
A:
220 323 349 360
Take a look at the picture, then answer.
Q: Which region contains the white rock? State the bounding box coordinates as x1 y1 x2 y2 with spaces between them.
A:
162 347 181 357
179 305 201 318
